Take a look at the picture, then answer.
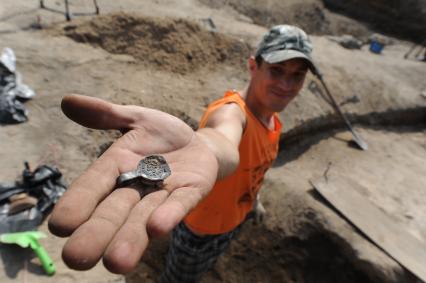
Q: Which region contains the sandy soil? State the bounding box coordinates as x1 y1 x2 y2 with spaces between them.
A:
0 0 425 282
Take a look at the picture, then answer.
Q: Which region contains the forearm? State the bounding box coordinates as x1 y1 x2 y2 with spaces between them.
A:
196 128 240 180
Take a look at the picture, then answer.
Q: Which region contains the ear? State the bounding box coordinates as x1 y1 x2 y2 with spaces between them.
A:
248 56 257 73
248 56 257 77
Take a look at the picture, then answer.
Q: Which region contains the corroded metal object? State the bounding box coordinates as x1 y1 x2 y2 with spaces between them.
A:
116 155 171 188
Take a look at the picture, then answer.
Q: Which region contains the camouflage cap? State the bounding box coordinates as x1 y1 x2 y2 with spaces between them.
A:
255 25 319 75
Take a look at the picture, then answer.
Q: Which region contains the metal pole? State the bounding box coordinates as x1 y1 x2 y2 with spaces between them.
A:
315 72 368 150
93 0 100 15
65 0 71 21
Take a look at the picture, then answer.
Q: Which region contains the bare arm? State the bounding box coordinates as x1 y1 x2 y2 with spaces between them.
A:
196 102 246 179
48 95 245 274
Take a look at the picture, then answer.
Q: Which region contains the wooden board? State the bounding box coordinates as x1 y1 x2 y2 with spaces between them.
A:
312 176 426 282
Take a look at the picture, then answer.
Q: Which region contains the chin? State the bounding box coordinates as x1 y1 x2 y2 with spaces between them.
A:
271 97 293 111
268 101 289 113
268 93 295 109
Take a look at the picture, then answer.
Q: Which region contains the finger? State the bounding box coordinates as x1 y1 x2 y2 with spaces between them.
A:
62 94 140 131
61 186 143 270
48 148 140 237
146 185 207 237
62 95 194 139
103 190 169 274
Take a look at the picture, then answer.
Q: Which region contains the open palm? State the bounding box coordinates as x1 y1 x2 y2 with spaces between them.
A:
48 95 218 273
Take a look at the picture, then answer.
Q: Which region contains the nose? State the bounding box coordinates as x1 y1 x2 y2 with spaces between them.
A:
277 76 297 91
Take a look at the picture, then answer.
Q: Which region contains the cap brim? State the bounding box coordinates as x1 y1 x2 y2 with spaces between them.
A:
261 49 319 76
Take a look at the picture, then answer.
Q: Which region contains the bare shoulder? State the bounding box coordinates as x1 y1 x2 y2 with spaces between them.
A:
203 102 246 147
205 102 246 129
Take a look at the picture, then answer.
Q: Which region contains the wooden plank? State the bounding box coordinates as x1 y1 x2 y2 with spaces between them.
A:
312 175 426 282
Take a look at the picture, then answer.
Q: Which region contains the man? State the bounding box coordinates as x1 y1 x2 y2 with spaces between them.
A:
48 25 318 281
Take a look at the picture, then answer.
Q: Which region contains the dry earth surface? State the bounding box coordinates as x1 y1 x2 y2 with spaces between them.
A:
0 0 425 283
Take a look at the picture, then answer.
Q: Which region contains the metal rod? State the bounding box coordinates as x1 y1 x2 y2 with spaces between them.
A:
315 72 368 150
93 0 100 14
64 0 71 21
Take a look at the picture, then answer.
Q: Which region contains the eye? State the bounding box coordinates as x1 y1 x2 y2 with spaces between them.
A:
269 66 283 78
294 72 306 81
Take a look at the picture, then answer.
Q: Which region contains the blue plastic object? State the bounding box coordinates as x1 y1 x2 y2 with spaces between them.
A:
369 40 384 54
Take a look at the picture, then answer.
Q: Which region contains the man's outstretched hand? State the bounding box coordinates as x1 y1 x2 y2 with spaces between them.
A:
48 95 218 274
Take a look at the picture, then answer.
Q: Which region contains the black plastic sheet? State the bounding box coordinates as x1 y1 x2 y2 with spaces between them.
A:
0 163 67 234
0 47 36 125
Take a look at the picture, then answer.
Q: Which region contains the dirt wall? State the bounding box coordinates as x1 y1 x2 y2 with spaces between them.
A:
323 0 426 41
200 0 426 41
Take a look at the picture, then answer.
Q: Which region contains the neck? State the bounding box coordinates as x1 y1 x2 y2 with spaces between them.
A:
242 85 275 129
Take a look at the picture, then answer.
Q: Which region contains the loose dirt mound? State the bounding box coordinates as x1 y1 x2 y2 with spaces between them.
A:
56 13 251 74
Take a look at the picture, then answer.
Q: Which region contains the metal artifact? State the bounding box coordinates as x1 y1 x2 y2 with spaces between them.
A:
116 155 171 188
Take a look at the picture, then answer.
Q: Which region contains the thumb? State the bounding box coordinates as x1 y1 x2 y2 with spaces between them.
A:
61 94 140 131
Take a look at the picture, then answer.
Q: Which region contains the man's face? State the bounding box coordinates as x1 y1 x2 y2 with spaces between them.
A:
249 57 308 113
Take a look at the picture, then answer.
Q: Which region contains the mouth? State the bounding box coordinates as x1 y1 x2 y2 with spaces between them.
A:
270 90 292 99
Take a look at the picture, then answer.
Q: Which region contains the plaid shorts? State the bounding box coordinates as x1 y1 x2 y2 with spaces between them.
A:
159 222 242 283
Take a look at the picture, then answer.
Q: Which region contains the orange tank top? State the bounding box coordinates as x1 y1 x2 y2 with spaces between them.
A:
184 90 282 234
